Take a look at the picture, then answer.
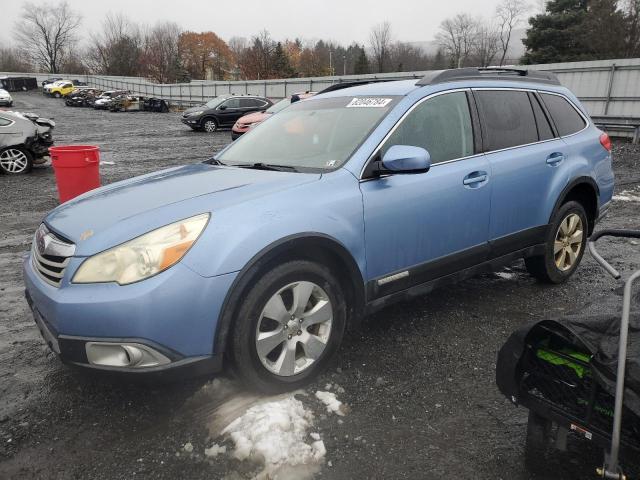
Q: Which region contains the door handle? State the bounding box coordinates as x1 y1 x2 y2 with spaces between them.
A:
463 171 488 186
546 152 565 166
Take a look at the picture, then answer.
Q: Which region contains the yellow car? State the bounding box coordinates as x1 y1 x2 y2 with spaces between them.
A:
48 81 74 98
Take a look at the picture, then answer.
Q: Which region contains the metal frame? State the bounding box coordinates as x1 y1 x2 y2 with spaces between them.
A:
588 229 640 479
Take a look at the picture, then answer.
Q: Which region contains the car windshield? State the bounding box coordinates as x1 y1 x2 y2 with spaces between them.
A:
217 96 398 171
266 98 292 114
204 97 227 109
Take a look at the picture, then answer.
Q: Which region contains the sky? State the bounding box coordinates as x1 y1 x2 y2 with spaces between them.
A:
0 0 519 47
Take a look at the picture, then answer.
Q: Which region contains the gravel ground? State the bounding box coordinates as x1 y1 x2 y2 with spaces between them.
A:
1 91 639 480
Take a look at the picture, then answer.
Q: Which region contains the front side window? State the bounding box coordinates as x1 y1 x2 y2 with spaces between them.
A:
221 98 240 109
540 93 586 137
217 96 399 171
0 117 13 127
475 90 538 151
381 91 474 164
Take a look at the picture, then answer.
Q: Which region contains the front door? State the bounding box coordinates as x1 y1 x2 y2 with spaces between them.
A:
360 91 492 298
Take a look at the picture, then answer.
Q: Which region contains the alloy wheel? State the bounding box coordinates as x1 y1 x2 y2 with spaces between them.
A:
203 120 217 132
0 149 29 173
554 213 584 271
255 281 333 377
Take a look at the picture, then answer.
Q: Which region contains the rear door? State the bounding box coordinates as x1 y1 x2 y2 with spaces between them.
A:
474 89 564 256
360 90 492 298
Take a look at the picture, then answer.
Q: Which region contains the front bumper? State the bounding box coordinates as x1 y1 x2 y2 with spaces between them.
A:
181 116 202 127
23 252 237 378
0 98 12 105
231 130 245 140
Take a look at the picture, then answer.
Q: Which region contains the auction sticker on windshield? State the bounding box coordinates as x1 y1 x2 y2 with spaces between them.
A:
346 98 393 108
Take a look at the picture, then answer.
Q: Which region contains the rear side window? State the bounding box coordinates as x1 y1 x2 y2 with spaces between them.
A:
529 93 555 141
475 90 538 151
540 93 586 136
381 91 474 164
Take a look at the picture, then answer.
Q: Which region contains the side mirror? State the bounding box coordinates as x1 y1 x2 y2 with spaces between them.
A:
219 105 227 111
381 145 431 174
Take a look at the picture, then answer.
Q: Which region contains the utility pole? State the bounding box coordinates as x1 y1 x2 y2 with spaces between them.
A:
329 50 333 76
343 55 346 76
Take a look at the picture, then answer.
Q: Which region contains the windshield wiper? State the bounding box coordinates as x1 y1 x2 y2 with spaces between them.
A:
237 163 299 172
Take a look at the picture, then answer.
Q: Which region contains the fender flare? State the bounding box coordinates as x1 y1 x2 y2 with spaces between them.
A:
212 232 365 355
549 176 600 232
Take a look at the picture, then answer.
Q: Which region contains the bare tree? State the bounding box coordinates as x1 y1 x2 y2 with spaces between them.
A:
496 0 528 65
437 14 478 68
87 13 142 75
14 1 81 73
369 22 393 73
472 23 501 67
141 22 182 83
0 48 33 72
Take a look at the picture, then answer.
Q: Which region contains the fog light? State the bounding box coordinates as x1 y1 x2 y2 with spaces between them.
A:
85 342 171 368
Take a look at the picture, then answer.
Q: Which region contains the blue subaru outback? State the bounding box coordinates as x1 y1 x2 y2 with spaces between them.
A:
24 68 614 391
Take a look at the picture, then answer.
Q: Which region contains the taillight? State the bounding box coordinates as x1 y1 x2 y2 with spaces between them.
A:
599 132 612 152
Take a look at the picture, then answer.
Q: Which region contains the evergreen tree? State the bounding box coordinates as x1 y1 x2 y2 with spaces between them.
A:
272 42 294 78
522 0 589 64
354 46 370 74
580 0 627 59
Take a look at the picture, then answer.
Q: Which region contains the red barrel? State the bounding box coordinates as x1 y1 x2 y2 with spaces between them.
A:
49 145 101 203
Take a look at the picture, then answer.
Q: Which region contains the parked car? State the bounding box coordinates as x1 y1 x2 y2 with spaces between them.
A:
93 91 128 110
48 81 74 98
231 92 315 140
181 94 272 132
43 80 72 97
42 77 63 87
0 88 13 107
0 110 54 174
24 68 614 392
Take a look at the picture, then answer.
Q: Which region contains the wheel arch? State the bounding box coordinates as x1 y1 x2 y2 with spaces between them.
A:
550 177 599 235
213 233 366 356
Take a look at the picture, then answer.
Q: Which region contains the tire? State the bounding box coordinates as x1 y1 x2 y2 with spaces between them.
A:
0 147 33 174
229 260 347 393
202 118 218 133
525 200 588 284
54 92 61 98
524 411 553 472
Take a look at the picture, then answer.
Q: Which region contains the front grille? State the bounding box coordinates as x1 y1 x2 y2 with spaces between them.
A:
31 225 75 288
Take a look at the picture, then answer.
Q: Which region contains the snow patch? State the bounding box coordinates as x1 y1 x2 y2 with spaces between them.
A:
613 188 640 202
315 391 347 416
204 443 226 458
221 395 325 479
495 271 516 280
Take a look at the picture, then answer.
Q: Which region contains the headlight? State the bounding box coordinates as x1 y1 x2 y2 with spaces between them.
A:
73 213 209 285
188 111 203 117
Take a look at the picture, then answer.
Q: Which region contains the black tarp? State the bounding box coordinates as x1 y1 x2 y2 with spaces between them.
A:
0 77 38 92
496 312 640 417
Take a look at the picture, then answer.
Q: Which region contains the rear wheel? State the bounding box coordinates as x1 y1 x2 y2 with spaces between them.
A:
525 201 588 284
229 260 346 393
0 147 33 174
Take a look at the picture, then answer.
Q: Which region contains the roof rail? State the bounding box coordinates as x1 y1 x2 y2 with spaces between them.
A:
316 79 392 95
416 67 560 86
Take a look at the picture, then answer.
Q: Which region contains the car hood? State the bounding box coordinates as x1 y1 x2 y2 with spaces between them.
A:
237 111 270 124
44 163 321 254
184 105 207 114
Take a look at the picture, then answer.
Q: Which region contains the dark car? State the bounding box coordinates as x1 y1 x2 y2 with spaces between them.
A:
0 111 54 174
181 94 272 132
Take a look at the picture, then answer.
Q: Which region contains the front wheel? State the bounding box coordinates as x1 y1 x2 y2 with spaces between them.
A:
525 201 588 284
202 118 218 133
0 147 33 174
54 92 61 98
229 260 346 393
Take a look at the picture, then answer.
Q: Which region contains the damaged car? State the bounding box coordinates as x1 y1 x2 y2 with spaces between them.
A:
0 111 54 174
